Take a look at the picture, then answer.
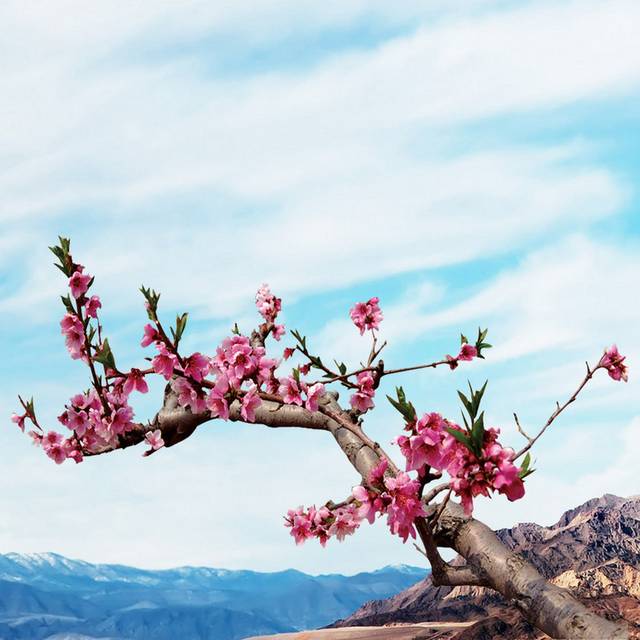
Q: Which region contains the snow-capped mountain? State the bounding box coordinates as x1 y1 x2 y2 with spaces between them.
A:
0 553 424 640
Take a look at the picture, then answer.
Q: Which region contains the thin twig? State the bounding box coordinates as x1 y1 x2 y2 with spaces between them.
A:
514 412 533 444
514 361 601 460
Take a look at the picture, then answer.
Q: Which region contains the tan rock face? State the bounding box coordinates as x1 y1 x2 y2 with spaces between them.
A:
333 494 640 638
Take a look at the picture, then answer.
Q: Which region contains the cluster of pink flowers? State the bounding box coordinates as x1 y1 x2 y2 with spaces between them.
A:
68 266 92 299
349 371 376 412
59 265 103 361
256 284 285 340
278 377 325 412
60 314 87 360
285 502 363 546
140 323 282 423
31 431 83 465
396 413 524 516
599 345 628 382
350 297 383 335
396 412 449 472
352 459 426 542
55 385 139 455
445 426 524 516
287 457 427 546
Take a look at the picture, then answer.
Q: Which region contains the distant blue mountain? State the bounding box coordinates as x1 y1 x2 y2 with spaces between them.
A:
0 553 425 639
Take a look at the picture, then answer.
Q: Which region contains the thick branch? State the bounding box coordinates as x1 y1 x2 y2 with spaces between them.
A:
415 518 489 587
431 501 628 639
86 385 329 456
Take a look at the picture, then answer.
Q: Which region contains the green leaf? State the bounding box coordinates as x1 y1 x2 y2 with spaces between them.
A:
518 452 535 479
334 360 347 376
445 426 472 450
470 411 485 456
457 390 473 417
460 333 468 345
172 313 188 344
94 339 116 371
60 295 75 313
386 386 417 423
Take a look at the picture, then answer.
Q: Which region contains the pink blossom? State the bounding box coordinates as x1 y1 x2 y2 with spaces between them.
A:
283 347 295 360
43 431 64 448
444 427 525 516
65 408 89 436
352 485 385 524
211 334 270 390
69 269 92 299
349 297 383 335
110 405 134 435
278 376 303 406
257 356 279 388
206 387 229 421
85 295 101 318
152 343 178 380
145 429 164 450
305 383 325 412
285 507 313 545
11 413 26 432
182 352 210 382
383 472 426 542
350 391 375 412
368 458 389 487
349 371 376 412
241 386 262 422
45 443 68 464
171 378 207 414
28 430 43 446
458 344 478 361
123 369 149 395
60 313 85 360
64 439 83 464
599 345 628 382
328 505 361 541
141 324 160 348
256 284 282 323
41 431 67 464
396 412 447 473
272 324 285 341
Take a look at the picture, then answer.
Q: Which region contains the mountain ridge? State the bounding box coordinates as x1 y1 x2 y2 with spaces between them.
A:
333 494 640 638
0 553 425 640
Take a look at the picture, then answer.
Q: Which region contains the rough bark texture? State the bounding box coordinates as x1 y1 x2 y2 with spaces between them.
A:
432 502 628 639
100 387 628 639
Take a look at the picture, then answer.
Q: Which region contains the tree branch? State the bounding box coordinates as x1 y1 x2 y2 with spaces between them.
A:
514 362 598 460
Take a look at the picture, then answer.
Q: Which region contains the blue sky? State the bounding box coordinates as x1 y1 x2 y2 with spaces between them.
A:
1 0 639 573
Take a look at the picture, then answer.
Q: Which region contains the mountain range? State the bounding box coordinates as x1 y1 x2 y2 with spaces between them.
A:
334 494 640 639
0 554 423 640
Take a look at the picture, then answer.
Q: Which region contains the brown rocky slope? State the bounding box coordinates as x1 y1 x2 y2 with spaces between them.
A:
333 494 640 637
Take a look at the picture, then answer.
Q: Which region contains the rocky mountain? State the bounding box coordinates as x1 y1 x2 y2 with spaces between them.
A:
334 494 640 638
0 555 423 639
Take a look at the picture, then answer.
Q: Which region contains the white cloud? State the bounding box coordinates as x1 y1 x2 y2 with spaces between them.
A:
1 0 637 323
